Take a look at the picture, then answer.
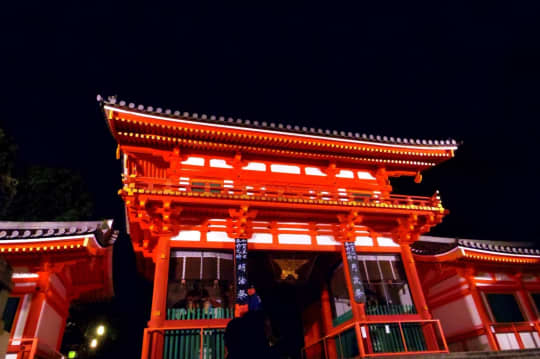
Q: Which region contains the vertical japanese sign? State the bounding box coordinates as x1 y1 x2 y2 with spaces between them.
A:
234 238 248 304
344 241 366 303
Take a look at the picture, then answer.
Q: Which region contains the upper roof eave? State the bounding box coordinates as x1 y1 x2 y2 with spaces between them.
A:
0 220 118 247
98 95 460 152
413 235 540 257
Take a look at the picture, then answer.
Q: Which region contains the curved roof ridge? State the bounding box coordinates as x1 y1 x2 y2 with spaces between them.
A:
413 235 540 256
0 219 118 247
98 94 459 149
0 220 111 230
457 238 536 249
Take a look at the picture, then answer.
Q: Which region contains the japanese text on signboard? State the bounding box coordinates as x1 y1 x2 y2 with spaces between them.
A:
344 241 366 303
234 238 248 304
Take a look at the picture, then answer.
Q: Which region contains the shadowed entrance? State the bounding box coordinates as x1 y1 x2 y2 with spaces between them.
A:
247 251 342 359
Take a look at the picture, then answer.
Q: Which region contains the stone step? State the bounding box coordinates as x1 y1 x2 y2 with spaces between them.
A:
380 348 540 359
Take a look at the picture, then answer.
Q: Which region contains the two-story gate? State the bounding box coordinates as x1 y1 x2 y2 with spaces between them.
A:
100 96 457 358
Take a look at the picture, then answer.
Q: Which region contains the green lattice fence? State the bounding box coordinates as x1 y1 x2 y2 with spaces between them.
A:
368 323 426 353
167 308 234 320
335 328 359 359
402 323 427 351
365 304 416 315
163 328 226 359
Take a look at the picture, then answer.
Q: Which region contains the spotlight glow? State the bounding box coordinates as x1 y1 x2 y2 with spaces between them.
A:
96 325 105 336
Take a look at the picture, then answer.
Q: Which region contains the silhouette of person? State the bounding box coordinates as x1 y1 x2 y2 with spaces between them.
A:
224 311 278 359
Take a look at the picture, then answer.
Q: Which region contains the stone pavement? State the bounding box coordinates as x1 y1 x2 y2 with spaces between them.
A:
383 348 540 359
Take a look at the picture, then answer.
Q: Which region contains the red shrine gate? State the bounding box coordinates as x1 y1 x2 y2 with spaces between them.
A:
100 96 458 358
0 220 117 359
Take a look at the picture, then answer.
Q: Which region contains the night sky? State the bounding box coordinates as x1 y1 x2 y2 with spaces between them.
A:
2 2 540 357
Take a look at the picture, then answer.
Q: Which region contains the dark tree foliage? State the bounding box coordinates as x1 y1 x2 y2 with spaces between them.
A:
0 129 18 217
7 166 93 221
1 127 94 221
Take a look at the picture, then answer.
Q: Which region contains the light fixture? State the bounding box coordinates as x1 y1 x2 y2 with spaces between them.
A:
96 325 105 336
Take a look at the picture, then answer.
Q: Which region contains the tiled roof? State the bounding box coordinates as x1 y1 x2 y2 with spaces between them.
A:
412 236 540 256
0 220 118 247
98 95 459 149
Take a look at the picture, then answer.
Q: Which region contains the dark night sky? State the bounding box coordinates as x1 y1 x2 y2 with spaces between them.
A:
2 2 540 356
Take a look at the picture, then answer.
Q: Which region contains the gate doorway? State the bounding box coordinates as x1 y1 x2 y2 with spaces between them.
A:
247 251 341 359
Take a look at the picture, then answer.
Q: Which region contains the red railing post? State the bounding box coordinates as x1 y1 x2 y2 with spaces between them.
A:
200 328 204 359
362 322 374 355
436 319 449 352
140 329 150 359
398 322 408 352
29 338 38 359
534 321 540 343
354 322 366 357
488 324 500 351
512 324 525 349
301 319 450 358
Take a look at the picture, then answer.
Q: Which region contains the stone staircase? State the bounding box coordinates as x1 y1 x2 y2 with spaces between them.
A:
386 349 540 358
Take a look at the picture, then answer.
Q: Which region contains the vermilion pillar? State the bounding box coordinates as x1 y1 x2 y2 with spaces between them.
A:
340 244 367 357
320 284 338 358
399 242 431 319
399 242 443 351
23 272 49 338
463 270 498 350
320 285 334 333
147 236 170 359
514 275 537 322
148 236 170 328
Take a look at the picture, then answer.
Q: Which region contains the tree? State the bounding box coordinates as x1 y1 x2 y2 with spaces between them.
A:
1 125 94 221
0 128 18 217
7 166 93 221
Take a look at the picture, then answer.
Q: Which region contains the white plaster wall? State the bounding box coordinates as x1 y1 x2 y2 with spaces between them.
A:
36 302 63 350
12 295 32 342
206 232 234 242
466 335 490 351
430 274 465 298
520 332 540 349
278 234 311 245
431 295 482 337
49 274 67 301
376 237 399 247
495 333 520 350
448 341 464 352
249 233 273 244
494 272 512 281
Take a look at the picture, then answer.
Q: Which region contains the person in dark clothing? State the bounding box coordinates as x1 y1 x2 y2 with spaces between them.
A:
224 317 244 358
224 311 279 359
247 284 262 311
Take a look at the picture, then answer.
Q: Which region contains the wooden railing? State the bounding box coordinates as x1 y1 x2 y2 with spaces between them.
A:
127 176 441 209
7 338 64 359
490 321 540 350
302 319 448 358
